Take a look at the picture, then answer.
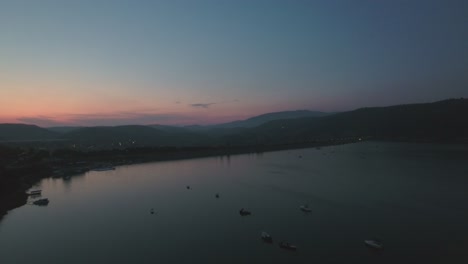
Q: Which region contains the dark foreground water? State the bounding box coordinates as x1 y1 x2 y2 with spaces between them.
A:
1 142 468 264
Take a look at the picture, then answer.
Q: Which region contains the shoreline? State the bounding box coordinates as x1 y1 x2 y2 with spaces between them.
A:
0 139 359 221
2 137 465 221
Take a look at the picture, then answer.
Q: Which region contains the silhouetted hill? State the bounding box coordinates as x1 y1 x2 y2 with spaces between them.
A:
216 110 328 128
2 99 467 147
0 124 59 141
211 110 329 129
223 99 468 145
62 125 211 148
47 126 83 133
147 110 330 143
148 124 191 133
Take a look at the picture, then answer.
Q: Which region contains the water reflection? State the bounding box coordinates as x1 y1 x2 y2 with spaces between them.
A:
218 154 231 166
60 173 86 192
1 142 468 264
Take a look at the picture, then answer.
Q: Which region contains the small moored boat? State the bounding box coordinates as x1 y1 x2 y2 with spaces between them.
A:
33 198 49 206
364 239 383 250
239 208 251 216
300 205 312 212
261 232 273 243
27 190 42 196
279 241 297 251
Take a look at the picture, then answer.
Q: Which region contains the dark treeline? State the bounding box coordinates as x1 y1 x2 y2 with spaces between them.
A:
0 146 51 220
226 98 468 145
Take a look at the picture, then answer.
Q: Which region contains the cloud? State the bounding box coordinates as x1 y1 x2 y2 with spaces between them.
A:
16 112 197 127
190 103 215 109
17 116 65 127
64 112 193 126
187 99 238 109
13 101 239 127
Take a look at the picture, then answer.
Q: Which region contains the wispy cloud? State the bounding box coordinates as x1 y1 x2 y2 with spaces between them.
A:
16 112 196 127
17 116 65 127
190 103 216 109
190 99 239 109
13 100 242 127
64 112 194 126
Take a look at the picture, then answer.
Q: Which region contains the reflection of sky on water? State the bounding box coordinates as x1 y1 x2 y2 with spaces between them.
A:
2 142 468 264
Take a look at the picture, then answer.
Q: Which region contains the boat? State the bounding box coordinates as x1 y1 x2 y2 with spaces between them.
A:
261 232 273 243
33 198 49 206
300 205 312 212
279 241 297 251
27 190 42 196
364 239 383 250
239 208 251 216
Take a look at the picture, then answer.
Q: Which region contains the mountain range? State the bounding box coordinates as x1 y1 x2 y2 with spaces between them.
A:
198 110 329 129
222 98 468 146
1 99 467 148
0 124 58 142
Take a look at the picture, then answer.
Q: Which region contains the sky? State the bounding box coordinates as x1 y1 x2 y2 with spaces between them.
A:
1 0 467 126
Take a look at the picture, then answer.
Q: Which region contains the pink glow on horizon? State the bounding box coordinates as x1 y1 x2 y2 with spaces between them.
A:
0 109 269 127
0 77 344 127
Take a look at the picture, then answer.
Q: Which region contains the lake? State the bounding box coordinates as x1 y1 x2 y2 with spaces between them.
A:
1 142 468 263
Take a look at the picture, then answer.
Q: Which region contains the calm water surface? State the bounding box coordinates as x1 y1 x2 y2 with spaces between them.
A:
1 142 468 263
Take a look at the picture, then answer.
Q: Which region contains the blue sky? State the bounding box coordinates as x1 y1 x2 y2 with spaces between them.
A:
1 0 467 126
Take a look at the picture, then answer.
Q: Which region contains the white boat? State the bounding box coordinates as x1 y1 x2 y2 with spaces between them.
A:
279 241 297 251
27 190 42 196
261 232 273 243
364 239 383 250
300 205 312 212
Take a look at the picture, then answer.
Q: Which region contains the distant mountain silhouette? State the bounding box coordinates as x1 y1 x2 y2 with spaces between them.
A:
62 125 210 147
222 99 468 145
216 110 329 128
148 124 192 133
47 126 83 133
62 125 162 142
0 124 58 141
191 110 329 130
1 100 467 146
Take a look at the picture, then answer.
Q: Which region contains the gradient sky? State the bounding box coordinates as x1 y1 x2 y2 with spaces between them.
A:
1 0 467 126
